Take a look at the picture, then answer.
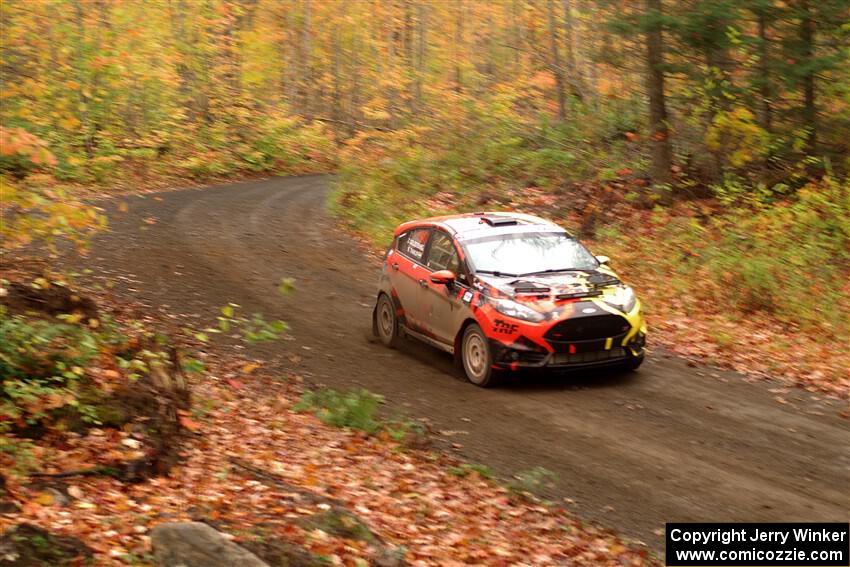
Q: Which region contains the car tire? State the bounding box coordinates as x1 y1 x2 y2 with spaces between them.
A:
461 324 500 387
624 353 644 371
375 294 401 348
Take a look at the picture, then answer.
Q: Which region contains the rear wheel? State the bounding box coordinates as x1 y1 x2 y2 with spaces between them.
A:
461 324 500 387
375 294 401 347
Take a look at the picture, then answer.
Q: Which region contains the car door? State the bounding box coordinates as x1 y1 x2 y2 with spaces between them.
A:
389 227 431 331
420 230 466 345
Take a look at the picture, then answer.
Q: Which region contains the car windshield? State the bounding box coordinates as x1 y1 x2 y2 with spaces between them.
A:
463 232 598 276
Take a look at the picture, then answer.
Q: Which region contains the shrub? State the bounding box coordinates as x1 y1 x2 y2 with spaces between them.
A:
210 303 288 343
0 313 98 426
447 463 495 479
293 388 384 433
385 417 428 446
0 127 56 178
705 107 769 170
333 97 641 248
243 114 336 174
0 128 107 252
600 175 850 335
508 467 558 498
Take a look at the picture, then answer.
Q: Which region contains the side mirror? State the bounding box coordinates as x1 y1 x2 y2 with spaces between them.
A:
596 255 610 265
430 270 456 285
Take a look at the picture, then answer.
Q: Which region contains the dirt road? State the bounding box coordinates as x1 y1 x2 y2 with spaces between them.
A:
71 175 849 551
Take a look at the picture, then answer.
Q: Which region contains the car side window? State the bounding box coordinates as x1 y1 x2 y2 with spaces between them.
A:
425 231 460 273
396 228 430 262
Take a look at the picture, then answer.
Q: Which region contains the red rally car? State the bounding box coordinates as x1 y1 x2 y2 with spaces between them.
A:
372 212 647 386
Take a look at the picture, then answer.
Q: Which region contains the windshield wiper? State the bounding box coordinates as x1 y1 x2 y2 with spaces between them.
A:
519 267 596 276
475 269 520 277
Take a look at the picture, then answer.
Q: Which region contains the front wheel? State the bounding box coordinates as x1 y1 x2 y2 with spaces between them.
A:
375 294 401 348
461 324 501 387
624 353 644 371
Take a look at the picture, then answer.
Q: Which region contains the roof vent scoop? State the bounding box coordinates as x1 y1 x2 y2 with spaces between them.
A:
480 216 519 227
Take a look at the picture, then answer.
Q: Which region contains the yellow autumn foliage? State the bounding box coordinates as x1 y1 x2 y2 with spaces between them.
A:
0 128 107 252
705 107 769 169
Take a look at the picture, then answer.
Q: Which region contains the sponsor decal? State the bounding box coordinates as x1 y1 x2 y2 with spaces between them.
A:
582 307 597 314
462 290 473 303
493 319 519 335
406 239 424 258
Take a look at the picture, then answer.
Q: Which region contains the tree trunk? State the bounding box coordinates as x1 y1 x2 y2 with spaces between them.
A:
799 0 817 156
279 8 292 104
331 26 343 131
579 0 598 109
756 9 772 133
386 8 398 128
300 0 313 117
547 0 567 121
561 0 583 99
510 0 520 72
167 0 208 124
71 0 94 158
350 33 362 134
454 0 464 93
414 3 427 114
644 0 672 185
404 0 414 75
483 9 496 84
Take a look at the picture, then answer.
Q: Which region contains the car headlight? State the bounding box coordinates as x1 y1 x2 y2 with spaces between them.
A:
493 298 546 322
604 286 637 313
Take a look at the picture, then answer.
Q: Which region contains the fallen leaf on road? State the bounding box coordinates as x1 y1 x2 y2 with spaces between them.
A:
242 362 261 374
67 485 84 500
33 492 55 506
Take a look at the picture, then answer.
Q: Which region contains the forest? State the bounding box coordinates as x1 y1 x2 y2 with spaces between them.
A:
1 0 847 182
2 0 848 179
0 1 849 564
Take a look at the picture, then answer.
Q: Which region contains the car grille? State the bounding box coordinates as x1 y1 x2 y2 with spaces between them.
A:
498 351 549 365
545 314 630 343
551 347 626 365
497 335 550 365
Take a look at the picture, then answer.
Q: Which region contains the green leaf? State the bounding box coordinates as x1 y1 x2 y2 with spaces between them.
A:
278 277 296 296
183 358 205 374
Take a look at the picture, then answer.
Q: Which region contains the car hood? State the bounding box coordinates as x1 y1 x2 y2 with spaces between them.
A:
475 269 626 310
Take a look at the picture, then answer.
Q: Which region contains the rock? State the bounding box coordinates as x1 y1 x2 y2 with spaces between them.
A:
241 536 328 567
25 479 74 508
298 508 377 544
151 522 270 567
371 545 409 567
297 508 409 566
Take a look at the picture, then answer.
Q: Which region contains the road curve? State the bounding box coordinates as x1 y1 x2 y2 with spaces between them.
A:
71 175 849 551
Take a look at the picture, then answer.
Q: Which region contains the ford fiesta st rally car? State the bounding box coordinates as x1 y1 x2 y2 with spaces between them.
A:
372 212 647 386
